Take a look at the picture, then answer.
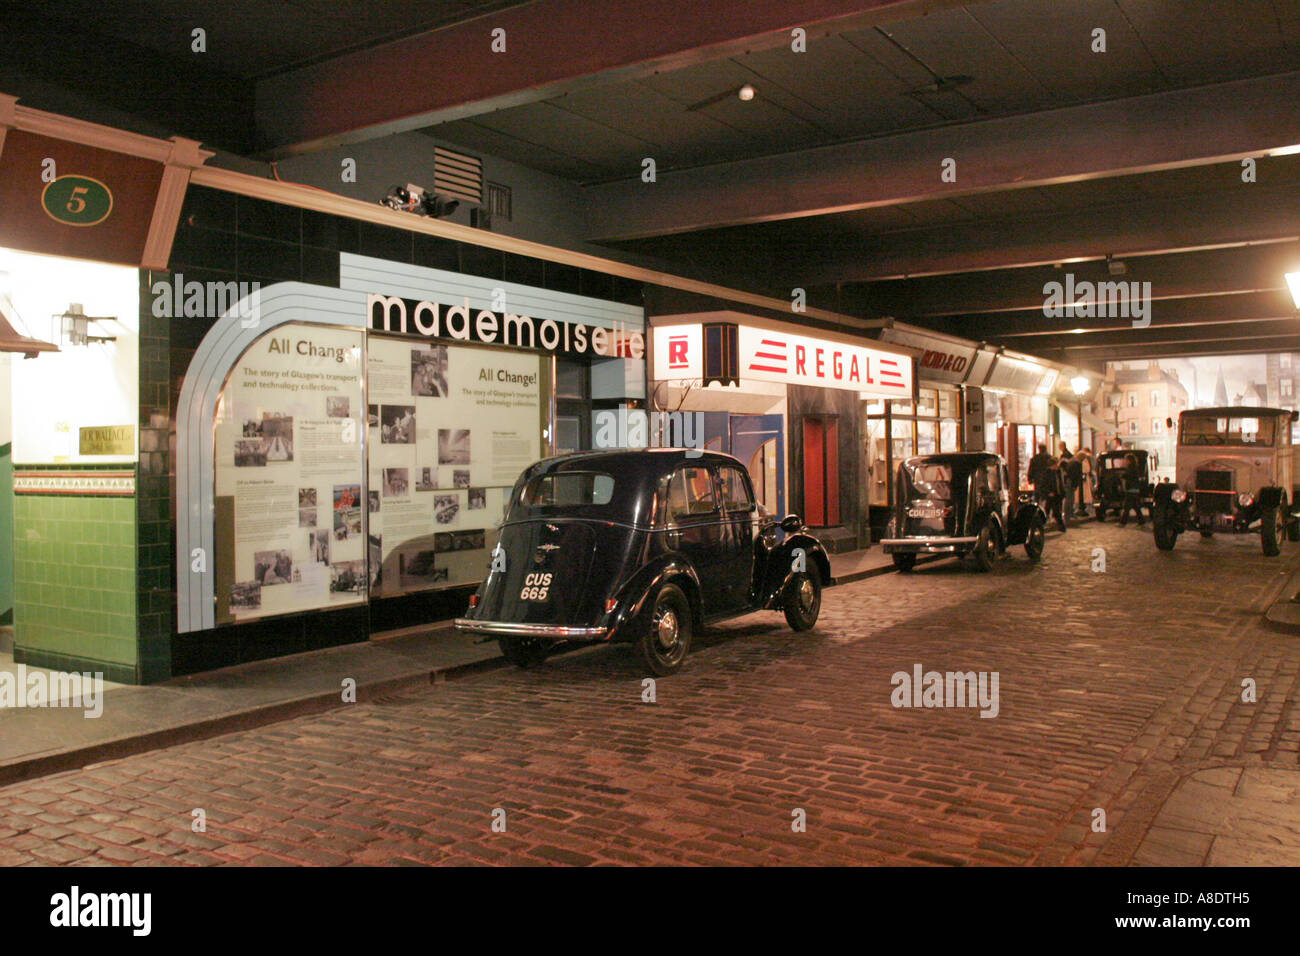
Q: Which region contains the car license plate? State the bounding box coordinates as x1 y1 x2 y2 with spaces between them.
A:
520 572 552 602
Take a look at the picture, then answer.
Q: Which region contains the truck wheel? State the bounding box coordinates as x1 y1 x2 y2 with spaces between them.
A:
1262 505 1284 556
969 522 996 573
498 637 549 669
783 567 822 632
638 584 692 676
892 553 917 572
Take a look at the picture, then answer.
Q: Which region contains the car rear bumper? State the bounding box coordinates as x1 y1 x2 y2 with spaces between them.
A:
880 536 977 554
452 619 609 641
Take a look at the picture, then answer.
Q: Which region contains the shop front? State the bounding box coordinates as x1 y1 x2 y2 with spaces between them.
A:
173 247 646 671
649 313 915 552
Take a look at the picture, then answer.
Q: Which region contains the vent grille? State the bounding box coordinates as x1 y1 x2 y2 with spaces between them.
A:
434 147 483 205
486 182 512 221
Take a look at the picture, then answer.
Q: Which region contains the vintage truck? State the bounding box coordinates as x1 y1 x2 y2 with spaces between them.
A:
1152 406 1300 555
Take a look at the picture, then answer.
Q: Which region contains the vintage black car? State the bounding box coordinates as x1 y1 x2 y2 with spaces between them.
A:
454 449 831 675
1094 449 1154 524
881 452 1047 572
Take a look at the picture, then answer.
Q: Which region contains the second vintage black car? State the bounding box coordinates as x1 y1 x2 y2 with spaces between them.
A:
454 449 831 675
881 452 1047 571
1094 448 1155 524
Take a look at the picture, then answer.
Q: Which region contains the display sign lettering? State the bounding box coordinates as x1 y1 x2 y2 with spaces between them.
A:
653 322 913 398
78 424 135 456
368 293 645 360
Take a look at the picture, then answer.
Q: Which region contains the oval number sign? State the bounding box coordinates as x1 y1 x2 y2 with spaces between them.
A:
41 175 114 227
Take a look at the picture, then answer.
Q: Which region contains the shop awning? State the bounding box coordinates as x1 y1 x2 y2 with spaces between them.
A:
1051 397 1113 434
0 312 58 358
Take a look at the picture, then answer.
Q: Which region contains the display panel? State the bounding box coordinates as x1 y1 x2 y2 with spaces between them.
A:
365 334 543 597
213 323 366 623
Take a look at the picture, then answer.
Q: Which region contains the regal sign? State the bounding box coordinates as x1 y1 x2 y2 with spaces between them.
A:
653 322 914 398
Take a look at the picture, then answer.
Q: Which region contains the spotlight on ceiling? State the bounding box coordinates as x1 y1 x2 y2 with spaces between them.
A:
1286 271 1300 310
1107 256 1127 276
738 84 756 101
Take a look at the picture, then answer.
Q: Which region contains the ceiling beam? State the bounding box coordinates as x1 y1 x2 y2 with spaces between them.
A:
993 318 1300 353
585 70 1300 241
791 184 1300 283
848 242 1300 318
1037 336 1300 362
931 290 1299 338
254 0 958 157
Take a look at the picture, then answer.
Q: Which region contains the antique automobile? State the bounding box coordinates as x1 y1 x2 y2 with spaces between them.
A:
1152 406 1300 555
454 449 831 675
881 452 1047 572
1094 449 1155 524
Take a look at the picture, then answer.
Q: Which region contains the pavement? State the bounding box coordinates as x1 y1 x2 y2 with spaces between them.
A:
2 517 1298 866
0 545 908 787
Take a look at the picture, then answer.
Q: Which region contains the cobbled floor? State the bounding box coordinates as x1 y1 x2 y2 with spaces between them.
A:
2 521 1298 866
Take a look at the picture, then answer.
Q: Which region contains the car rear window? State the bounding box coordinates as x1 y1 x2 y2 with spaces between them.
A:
518 472 615 509
904 462 953 498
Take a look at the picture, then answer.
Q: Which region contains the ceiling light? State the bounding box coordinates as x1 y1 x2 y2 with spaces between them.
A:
1287 271 1300 309
738 84 756 101
1269 144 1300 157
1107 257 1127 276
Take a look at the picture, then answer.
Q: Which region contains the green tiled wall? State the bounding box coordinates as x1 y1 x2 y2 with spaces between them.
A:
12 492 139 684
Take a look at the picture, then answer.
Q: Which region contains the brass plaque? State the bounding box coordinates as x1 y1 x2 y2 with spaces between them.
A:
78 424 135 456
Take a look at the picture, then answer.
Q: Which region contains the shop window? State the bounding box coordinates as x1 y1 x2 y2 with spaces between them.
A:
865 417 889 507
917 420 938 456
802 416 840 527
939 418 959 453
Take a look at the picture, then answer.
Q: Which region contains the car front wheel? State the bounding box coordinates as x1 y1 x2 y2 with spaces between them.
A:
968 522 996 573
638 584 692 676
1024 517 1045 562
499 637 549 668
1262 504 1285 556
1153 513 1178 551
783 568 822 631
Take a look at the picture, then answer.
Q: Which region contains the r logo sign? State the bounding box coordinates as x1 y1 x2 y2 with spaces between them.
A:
41 174 113 227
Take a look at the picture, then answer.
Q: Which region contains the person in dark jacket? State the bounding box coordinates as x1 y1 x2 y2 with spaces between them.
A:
1028 444 1066 532
1058 443 1079 522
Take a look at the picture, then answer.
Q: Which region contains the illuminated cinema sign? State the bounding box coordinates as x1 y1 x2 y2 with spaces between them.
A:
367 293 645 359
653 322 914 398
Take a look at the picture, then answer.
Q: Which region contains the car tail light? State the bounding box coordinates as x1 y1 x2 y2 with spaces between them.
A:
469 594 480 608
605 599 618 613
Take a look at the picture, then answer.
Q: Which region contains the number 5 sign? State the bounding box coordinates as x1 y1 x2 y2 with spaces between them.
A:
41 174 113 226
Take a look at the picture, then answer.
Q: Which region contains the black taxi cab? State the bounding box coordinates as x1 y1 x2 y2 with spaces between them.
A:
454 449 831 675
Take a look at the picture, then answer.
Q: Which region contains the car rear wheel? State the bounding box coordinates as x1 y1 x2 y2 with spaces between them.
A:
891 553 917 572
638 584 692 676
783 568 822 632
1025 517 1045 562
1262 505 1284 556
968 522 996 573
498 637 549 669
1199 530 1214 538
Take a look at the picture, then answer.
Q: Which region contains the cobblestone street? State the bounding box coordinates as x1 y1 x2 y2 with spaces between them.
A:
3 521 1298 866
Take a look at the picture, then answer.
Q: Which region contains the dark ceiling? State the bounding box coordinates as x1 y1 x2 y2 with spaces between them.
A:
2 0 1299 370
